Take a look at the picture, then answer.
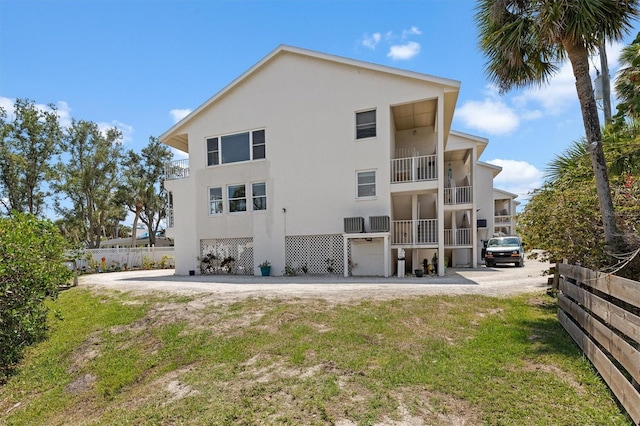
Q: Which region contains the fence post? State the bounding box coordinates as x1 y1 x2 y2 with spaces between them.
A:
552 261 560 290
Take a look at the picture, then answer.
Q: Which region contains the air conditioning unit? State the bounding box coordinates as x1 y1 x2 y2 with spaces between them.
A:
344 217 365 233
369 215 390 232
477 219 487 228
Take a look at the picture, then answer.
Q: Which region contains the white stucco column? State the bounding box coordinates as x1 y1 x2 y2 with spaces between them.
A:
343 235 349 277
384 234 390 277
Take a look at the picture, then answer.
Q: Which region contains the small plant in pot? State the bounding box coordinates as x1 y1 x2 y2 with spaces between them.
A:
259 260 271 276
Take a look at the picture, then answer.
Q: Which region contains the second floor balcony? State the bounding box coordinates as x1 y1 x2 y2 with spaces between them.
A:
444 186 472 205
391 154 437 184
165 159 190 180
495 214 512 225
391 220 473 247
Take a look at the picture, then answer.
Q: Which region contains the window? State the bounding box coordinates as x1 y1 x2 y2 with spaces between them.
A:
206 138 219 166
167 191 174 228
252 182 266 211
356 110 376 139
209 187 223 214
228 184 247 212
252 130 265 159
357 170 376 198
207 129 266 166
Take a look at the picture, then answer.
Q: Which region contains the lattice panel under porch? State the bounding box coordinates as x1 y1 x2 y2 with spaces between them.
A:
285 234 346 275
200 237 254 275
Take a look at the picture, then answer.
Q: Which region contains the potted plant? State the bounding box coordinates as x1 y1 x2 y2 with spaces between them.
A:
259 260 271 276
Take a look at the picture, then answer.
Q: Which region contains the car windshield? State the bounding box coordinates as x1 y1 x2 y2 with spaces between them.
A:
487 238 520 247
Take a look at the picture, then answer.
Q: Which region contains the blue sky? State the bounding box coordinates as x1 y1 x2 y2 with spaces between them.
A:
2 0 639 216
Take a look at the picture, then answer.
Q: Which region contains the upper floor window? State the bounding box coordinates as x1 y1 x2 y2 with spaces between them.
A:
252 182 267 211
356 110 376 139
228 184 247 213
207 129 266 166
252 130 265 160
357 170 376 198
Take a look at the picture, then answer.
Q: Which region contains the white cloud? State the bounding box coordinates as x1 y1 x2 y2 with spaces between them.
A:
402 26 421 38
387 41 421 60
514 62 578 114
97 120 134 143
456 98 520 135
0 96 14 119
487 158 544 200
0 97 73 128
170 108 192 123
51 101 72 128
361 33 382 50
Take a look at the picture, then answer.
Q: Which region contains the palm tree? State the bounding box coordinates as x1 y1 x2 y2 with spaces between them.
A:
475 0 639 248
614 32 640 120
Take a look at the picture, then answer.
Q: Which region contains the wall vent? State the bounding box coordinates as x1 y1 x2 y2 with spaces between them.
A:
369 215 390 232
344 217 365 233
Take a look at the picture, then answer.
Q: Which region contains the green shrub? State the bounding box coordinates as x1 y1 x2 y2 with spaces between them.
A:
0 213 73 383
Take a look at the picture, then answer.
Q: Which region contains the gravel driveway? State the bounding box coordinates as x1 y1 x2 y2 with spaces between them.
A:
80 256 551 303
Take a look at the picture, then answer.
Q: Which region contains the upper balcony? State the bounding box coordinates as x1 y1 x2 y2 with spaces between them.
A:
391 154 437 184
164 159 190 181
444 186 472 206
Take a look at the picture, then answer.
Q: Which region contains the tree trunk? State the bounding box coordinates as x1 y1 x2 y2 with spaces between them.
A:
131 201 143 247
564 40 618 247
598 41 612 125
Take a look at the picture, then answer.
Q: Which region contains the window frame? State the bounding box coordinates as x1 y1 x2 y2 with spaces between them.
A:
251 182 267 212
205 128 266 167
355 109 377 140
206 137 219 166
356 170 377 199
208 186 223 215
227 184 247 213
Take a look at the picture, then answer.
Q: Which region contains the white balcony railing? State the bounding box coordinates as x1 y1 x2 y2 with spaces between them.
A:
391 154 437 183
164 159 190 180
495 215 512 225
392 219 438 245
444 186 472 205
444 228 472 247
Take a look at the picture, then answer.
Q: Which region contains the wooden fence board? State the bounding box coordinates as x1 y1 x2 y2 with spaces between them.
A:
558 309 640 425
558 294 640 385
559 277 640 346
559 263 640 308
558 263 640 425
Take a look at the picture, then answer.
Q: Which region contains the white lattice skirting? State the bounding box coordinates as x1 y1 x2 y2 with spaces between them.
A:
285 234 347 275
200 237 254 275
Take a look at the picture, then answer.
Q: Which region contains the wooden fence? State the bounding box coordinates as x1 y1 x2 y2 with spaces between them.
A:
556 263 640 425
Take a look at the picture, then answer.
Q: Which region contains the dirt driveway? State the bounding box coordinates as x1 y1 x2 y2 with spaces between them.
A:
80 256 551 303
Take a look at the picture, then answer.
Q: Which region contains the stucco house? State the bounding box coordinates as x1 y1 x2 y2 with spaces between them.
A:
160 45 517 277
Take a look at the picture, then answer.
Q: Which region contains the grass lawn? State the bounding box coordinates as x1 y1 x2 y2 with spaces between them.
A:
0 288 632 425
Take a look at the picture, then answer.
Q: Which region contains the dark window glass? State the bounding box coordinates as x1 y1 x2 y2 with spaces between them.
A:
206 137 219 166
228 184 247 212
357 171 376 197
356 110 376 139
209 187 223 214
252 182 266 211
221 133 250 164
252 130 266 159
